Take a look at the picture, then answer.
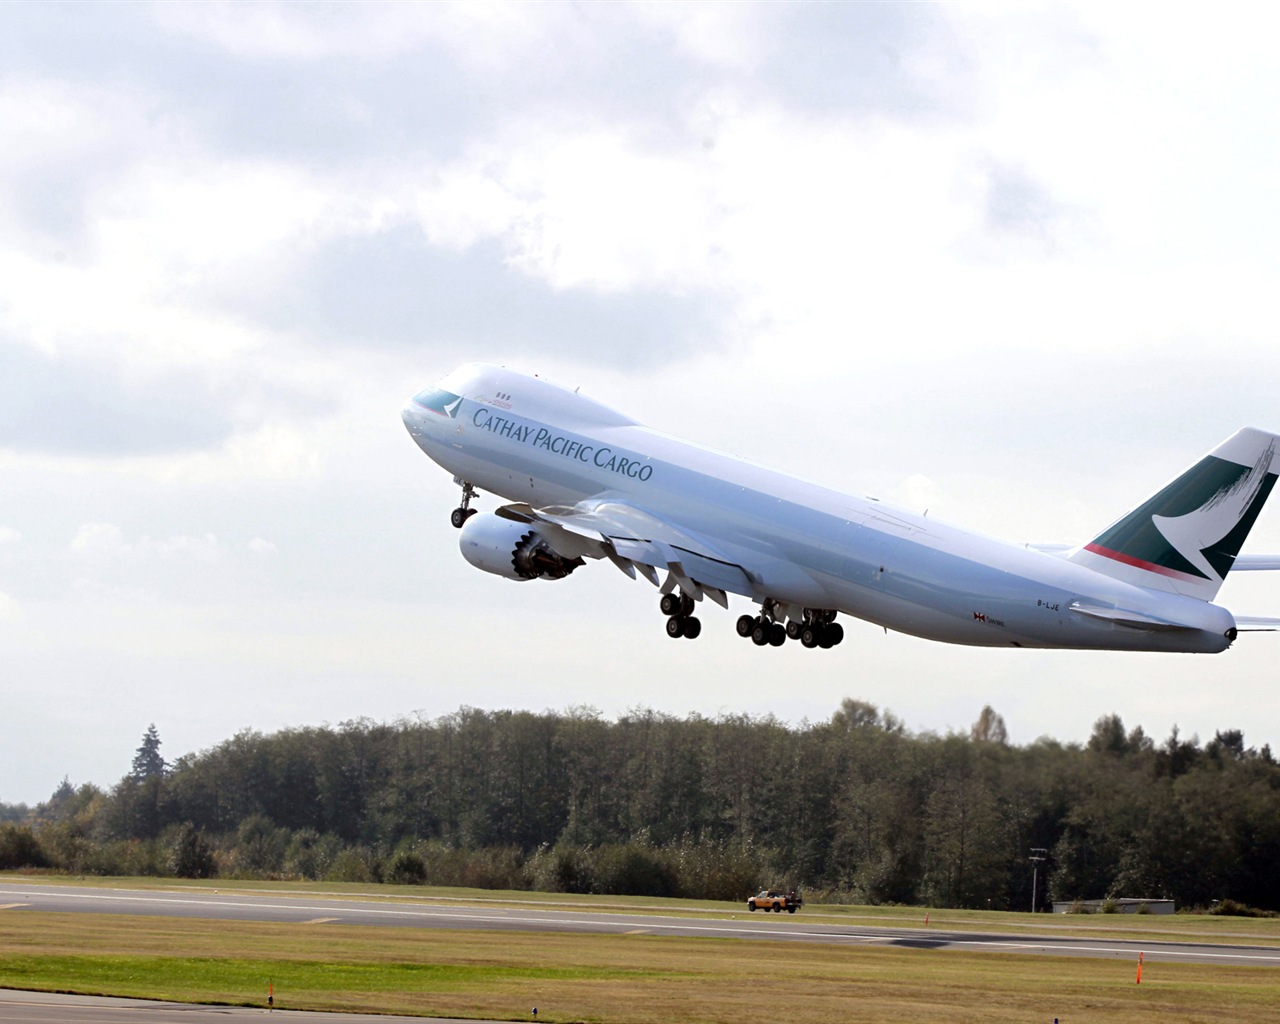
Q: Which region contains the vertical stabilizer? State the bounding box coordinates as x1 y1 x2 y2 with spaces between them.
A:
1069 428 1278 600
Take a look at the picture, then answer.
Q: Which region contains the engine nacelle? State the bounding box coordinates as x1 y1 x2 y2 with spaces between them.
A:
458 512 585 581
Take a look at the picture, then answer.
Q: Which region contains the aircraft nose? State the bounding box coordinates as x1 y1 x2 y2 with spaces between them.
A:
401 397 427 440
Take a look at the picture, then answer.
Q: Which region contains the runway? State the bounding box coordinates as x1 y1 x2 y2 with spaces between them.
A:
3 881 1278 968
0 989 490 1023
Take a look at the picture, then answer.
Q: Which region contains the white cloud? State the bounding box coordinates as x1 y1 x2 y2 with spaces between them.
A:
5 1 1280 806
632 3 769 72
154 0 555 67
68 523 221 563
67 522 127 557
891 474 943 515
500 129 723 293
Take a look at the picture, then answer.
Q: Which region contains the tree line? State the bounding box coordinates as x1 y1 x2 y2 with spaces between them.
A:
3 701 1279 911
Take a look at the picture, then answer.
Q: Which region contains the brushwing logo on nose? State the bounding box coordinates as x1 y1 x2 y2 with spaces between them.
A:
417 389 463 418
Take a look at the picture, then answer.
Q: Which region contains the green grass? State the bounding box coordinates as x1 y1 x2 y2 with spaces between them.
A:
2 905 1280 1023
4 875 1280 1021
1 951 643 994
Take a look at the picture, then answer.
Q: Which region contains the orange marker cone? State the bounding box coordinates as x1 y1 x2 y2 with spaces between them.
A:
1136 952 1143 985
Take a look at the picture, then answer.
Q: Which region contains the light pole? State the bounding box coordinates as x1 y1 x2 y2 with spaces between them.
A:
1029 848 1047 913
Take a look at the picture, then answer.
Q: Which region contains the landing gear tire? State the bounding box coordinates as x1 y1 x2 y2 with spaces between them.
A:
736 614 756 638
797 612 842 649
663 593 700 639
451 480 480 528
751 623 770 646
769 623 786 647
785 620 803 640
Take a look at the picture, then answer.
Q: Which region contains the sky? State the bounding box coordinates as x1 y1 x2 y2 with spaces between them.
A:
3 2 1280 805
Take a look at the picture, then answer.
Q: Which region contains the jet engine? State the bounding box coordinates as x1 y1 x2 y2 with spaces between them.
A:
458 512 585 581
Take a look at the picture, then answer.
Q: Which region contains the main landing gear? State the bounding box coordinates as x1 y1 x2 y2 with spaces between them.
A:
737 612 786 647
450 480 479 529
736 605 844 649
661 592 702 639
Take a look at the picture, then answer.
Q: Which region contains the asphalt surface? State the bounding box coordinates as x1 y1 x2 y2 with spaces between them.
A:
0 989 494 1023
4 881 1280 968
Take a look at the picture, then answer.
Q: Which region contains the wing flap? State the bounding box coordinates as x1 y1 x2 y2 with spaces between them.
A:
499 498 756 598
670 545 753 595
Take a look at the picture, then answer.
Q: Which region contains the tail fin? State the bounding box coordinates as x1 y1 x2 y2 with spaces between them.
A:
1069 428 1278 601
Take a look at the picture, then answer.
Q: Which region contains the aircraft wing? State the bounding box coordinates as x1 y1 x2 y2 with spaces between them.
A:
494 497 756 606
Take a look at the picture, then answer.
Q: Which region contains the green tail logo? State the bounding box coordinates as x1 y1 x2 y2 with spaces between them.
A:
1084 439 1276 590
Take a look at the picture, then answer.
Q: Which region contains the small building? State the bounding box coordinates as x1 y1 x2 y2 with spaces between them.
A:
1052 897 1174 915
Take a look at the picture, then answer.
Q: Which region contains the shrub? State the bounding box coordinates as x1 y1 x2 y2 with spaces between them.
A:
672 841 762 901
590 844 678 898
79 838 164 877
0 824 46 869
385 850 427 885
230 815 288 877
1210 899 1279 918
285 830 342 881
324 847 381 883
527 843 587 894
168 823 217 879
459 846 527 890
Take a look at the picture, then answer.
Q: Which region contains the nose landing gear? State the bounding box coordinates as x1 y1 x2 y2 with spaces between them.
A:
450 480 480 529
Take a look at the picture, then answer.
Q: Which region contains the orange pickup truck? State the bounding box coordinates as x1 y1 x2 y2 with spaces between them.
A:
746 888 802 913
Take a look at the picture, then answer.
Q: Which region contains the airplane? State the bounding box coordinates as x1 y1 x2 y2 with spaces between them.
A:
402 363 1280 653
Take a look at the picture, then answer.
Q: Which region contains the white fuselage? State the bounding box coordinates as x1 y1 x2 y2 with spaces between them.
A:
403 364 1237 653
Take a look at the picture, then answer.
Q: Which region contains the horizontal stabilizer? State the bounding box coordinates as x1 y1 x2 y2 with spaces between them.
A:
1025 542 1074 555
1068 600 1192 632
1234 616 1280 632
1231 554 1280 571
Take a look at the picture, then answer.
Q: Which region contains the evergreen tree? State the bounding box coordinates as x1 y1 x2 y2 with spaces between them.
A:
131 724 166 780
